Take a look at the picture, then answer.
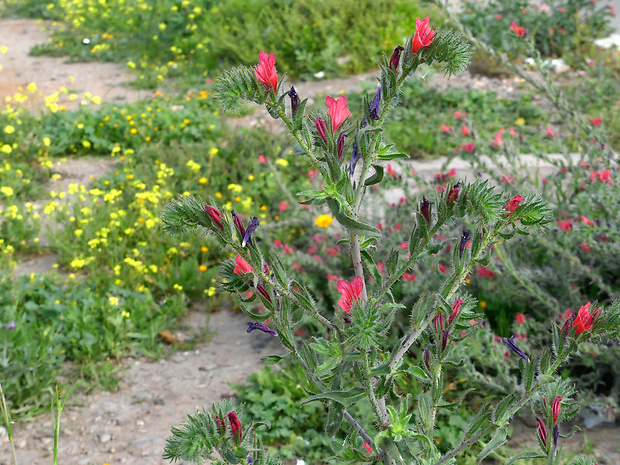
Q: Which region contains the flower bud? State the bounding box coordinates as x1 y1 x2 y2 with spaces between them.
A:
390 45 405 70
315 117 328 144
289 86 299 117
336 132 347 160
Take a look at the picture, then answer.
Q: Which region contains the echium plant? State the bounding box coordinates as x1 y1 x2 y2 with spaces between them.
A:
161 18 620 465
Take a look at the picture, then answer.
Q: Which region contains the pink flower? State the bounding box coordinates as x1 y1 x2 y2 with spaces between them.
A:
278 201 288 211
509 22 526 37
462 143 475 153
557 220 572 232
387 164 396 178
589 117 602 126
233 255 253 274
363 441 373 454
496 14 502 20
258 154 268 163
516 313 525 324
325 96 351 133
403 272 417 282
477 266 496 278
492 133 503 147
255 51 278 94
580 241 591 252
411 17 436 53
552 396 562 424
546 127 555 138
501 175 514 184
438 264 447 274
205 205 224 230
337 276 364 314
504 195 524 217
441 123 453 133
461 125 470 136
449 299 464 325
581 215 594 226
228 411 242 441
454 111 466 119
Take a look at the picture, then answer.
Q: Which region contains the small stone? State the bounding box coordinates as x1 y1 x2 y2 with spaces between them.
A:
17 439 27 449
153 395 165 405
132 391 152 404
99 433 112 443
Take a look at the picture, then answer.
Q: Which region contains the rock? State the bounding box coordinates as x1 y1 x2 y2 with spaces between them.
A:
152 395 165 405
99 433 112 443
132 391 152 404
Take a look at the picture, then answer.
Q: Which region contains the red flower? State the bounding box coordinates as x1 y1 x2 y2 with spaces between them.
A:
454 111 466 119
325 96 351 133
205 205 224 230
387 164 396 178
233 254 253 274
438 264 447 274
255 51 278 93
509 22 526 37
504 195 524 217
572 302 596 335
462 143 475 153
449 299 464 325
552 396 562 424
516 312 525 324
411 16 436 53
441 123 453 133
557 220 572 232
337 276 364 314
461 125 470 136
546 127 555 138
477 266 496 278
581 215 594 226
363 441 373 454
580 242 591 253
403 272 417 282
228 411 242 441
589 117 602 126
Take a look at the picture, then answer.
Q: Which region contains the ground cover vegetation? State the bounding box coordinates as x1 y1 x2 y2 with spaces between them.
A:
0 0 430 88
1 0 619 463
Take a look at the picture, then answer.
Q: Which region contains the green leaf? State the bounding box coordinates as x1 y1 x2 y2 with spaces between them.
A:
293 98 308 131
260 354 287 365
325 401 345 436
327 198 381 238
407 366 430 381
476 427 506 464
301 388 366 407
364 164 384 186
505 451 546 465
493 393 516 426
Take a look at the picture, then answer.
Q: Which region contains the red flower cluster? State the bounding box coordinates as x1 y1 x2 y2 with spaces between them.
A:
509 22 525 37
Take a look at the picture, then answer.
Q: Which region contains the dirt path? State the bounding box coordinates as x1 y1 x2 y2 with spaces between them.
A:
0 19 148 110
0 309 283 465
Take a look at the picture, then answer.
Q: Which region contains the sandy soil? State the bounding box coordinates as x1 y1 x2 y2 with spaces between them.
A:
0 19 148 111
0 309 283 465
